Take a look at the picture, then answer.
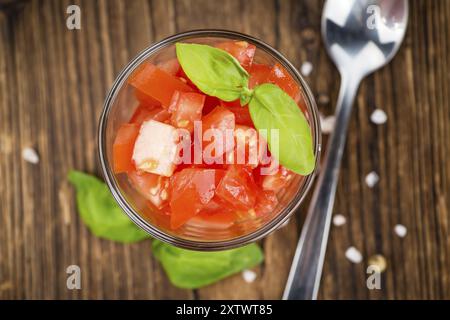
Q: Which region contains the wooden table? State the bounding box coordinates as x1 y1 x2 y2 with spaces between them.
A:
0 0 449 300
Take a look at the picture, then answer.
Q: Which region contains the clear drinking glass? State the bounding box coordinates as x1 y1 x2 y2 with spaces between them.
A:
98 30 321 250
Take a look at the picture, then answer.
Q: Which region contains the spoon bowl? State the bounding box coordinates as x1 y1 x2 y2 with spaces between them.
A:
322 0 408 78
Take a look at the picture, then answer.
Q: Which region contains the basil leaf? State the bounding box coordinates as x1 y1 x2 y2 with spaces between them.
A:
68 170 150 243
176 43 250 102
249 83 315 175
152 240 263 289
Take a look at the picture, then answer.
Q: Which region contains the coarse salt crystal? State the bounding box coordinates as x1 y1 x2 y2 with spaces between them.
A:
242 269 257 283
394 224 407 238
22 147 39 164
370 109 387 125
345 246 363 264
333 214 346 227
320 114 335 134
365 171 379 188
300 61 313 77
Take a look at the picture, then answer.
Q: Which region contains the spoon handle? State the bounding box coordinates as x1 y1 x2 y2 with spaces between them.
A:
283 73 360 300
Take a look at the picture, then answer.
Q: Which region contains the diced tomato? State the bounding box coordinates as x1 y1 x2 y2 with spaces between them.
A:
169 168 225 229
190 210 237 229
231 125 261 168
220 100 253 127
268 63 301 102
168 91 205 133
113 123 140 173
197 106 235 162
157 58 180 75
203 95 221 115
176 67 198 89
128 169 170 209
216 41 256 69
129 105 170 124
134 89 161 109
216 165 258 211
249 63 272 89
254 190 278 216
262 166 295 192
128 63 193 107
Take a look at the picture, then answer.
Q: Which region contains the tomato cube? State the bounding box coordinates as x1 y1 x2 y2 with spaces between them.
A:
197 106 235 162
203 95 221 115
254 190 278 216
268 63 301 102
232 125 261 168
132 120 180 177
157 58 180 76
248 63 272 89
216 165 257 210
134 89 161 109
129 104 170 125
169 168 225 229
220 100 254 127
262 166 295 192
128 169 170 209
128 63 193 107
113 123 140 173
169 91 205 133
216 41 256 69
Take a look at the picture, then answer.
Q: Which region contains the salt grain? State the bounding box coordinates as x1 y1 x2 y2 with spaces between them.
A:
320 114 336 134
370 109 387 125
394 224 407 238
300 61 313 77
22 147 39 164
242 269 257 283
365 171 379 188
345 246 363 264
333 214 346 227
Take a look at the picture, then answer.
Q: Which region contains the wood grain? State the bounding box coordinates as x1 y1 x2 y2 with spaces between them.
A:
0 0 449 299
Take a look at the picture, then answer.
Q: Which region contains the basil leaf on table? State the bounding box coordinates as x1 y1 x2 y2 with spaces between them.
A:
176 43 250 102
249 83 315 175
68 170 150 243
152 240 263 289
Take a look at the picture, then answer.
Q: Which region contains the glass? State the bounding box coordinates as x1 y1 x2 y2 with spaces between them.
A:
98 30 321 251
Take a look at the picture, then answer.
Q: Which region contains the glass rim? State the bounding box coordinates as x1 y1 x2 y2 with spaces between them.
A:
98 29 322 251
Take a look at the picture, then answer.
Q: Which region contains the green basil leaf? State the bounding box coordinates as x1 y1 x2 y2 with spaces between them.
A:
176 43 250 102
68 170 150 243
249 83 315 175
152 240 264 289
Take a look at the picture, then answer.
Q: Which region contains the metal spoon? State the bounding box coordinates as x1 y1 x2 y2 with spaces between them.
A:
283 0 408 300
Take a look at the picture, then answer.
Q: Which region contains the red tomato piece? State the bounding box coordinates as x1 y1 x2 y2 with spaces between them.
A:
262 166 295 192
232 125 261 168
220 100 254 127
216 165 258 211
197 106 235 162
268 63 301 102
216 41 256 69
113 123 140 173
203 95 221 115
191 210 237 229
254 190 278 216
168 91 205 133
169 168 226 229
248 63 272 89
157 58 180 75
128 169 170 209
134 89 161 109
128 63 193 107
129 105 171 124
